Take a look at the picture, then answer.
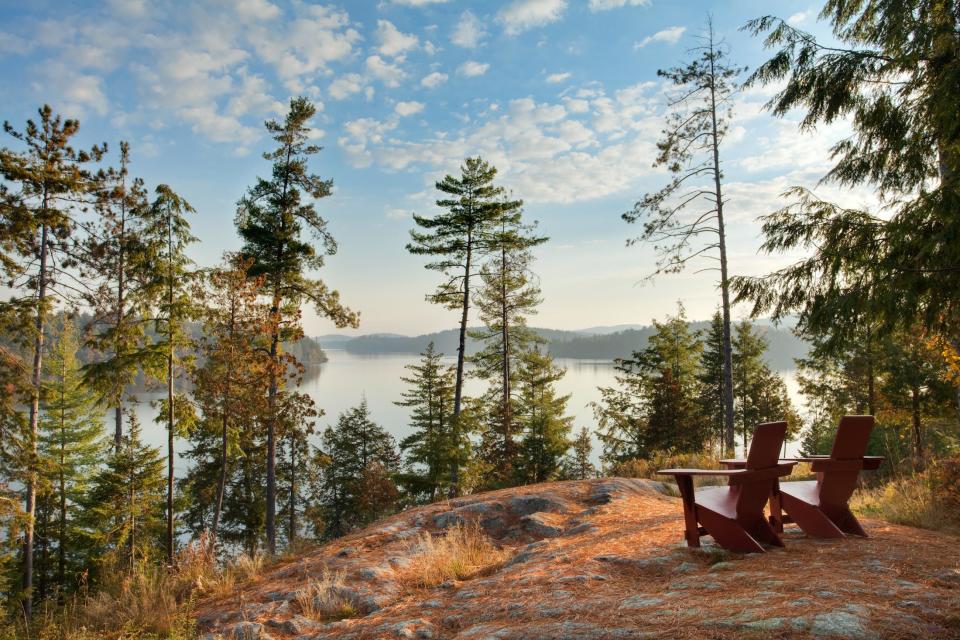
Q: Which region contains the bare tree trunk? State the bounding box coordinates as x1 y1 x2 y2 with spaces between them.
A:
23 217 49 618
912 386 924 471
706 24 736 456
266 300 280 554
288 436 296 546
212 298 236 542
500 244 512 472
165 216 175 566
450 229 473 497
114 163 128 450
58 359 67 597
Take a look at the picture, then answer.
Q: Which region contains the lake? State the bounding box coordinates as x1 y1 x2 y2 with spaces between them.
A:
127 349 805 473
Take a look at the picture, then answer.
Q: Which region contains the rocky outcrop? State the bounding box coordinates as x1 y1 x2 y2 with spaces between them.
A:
195 478 960 639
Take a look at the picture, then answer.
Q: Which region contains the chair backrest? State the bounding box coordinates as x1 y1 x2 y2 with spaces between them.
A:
820 415 875 506
737 421 788 519
746 421 788 470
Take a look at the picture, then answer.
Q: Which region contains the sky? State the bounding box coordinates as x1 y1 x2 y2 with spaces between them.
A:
0 0 878 336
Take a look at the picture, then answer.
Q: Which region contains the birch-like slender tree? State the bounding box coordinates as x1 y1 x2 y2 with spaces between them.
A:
623 19 743 454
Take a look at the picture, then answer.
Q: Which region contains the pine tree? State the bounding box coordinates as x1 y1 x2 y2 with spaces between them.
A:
733 321 799 454
81 411 165 573
514 348 573 484
697 311 726 451
236 97 358 554
183 260 271 545
318 401 399 539
141 184 196 565
0 105 103 613
595 306 706 462
561 427 595 480
276 390 318 547
407 157 519 495
37 319 104 598
395 342 457 502
736 3 960 374
470 211 547 486
81 141 152 449
623 20 744 454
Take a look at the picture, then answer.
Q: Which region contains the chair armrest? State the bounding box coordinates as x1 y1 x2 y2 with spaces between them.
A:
719 458 747 469
863 456 884 470
658 468 744 477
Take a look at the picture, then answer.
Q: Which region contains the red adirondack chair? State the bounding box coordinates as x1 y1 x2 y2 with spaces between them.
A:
774 415 883 538
659 421 796 553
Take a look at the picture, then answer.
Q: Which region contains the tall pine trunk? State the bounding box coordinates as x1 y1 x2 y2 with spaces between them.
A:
165 216 175 566
58 358 67 596
500 244 513 469
23 216 49 617
450 228 472 497
266 298 280 554
707 29 736 456
114 163 128 449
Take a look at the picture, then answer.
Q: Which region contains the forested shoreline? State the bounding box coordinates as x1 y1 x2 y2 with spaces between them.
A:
1 1 959 638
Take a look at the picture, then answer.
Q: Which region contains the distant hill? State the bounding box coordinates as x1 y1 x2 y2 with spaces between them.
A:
316 321 808 371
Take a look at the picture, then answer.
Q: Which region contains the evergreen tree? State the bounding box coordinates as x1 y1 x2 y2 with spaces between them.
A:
697 311 726 451
514 348 573 484
141 184 196 565
736 3 960 375
276 390 318 546
0 105 103 613
81 141 152 449
37 320 104 598
80 411 165 574
407 157 520 495
183 260 271 545
236 97 358 554
470 211 547 486
595 307 706 462
561 426 596 480
623 20 744 453
395 342 457 502
318 401 399 539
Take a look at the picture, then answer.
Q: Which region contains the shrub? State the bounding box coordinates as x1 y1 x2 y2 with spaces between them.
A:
851 460 960 534
398 522 509 589
293 570 358 621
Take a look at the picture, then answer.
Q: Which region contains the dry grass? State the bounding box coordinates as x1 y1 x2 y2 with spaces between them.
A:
398 522 510 589
293 569 359 621
851 472 959 533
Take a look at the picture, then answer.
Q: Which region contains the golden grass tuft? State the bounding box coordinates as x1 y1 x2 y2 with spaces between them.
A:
851 471 959 533
398 522 510 589
293 569 358 621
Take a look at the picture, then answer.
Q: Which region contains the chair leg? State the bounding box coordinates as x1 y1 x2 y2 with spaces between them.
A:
675 475 700 548
698 508 765 553
828 506 868 537
781 493 844 538
750 515 785 548
768 481 785 534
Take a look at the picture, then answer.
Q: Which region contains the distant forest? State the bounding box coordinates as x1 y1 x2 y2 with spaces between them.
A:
317 321 808 371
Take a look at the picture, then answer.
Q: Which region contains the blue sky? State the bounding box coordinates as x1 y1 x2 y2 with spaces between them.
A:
0 0 875 336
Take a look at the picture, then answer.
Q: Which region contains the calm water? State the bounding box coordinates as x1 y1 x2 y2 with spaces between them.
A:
127 349 804 473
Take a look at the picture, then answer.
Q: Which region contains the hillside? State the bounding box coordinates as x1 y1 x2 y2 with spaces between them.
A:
317 322 808 371
195 478 959 639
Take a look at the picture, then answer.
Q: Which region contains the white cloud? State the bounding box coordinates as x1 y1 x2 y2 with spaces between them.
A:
545 71 571 83
385 207 413 220
376 19 419 57
232 0 280 21
395 100 425 117
498 0 567 36
787 11 809 25
106 0 148 17
328 73 367 100
588 0 649 10
451 10 486 48
366 55 406 87
421 71 448 88
634 25 686 48
0 31 30 56
458 60 489 77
